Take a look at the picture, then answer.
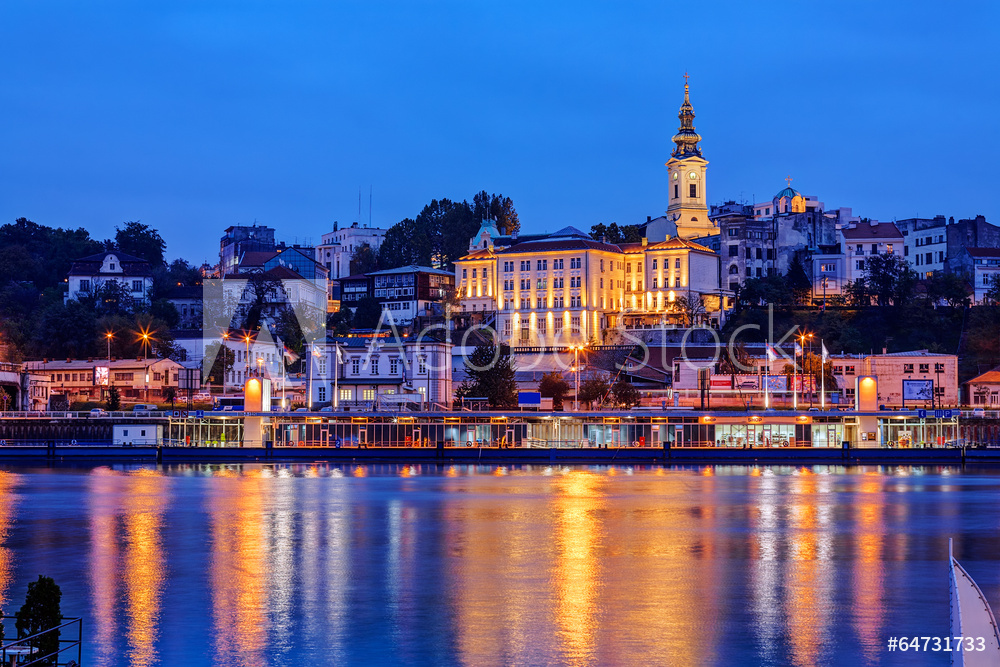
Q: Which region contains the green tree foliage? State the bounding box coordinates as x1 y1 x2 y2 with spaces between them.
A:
590 222 644 244
106 385 121 411
925 272 971 308
114 221 166 266
578 377 611 406
87 280 138 317
0 217 102 291
472 191 520 235
152 258 202 299
349 243 378 275
610 378 641 408
352 297 385 330
736 275 793 308
538 371 570 410
327 308 353 336
856 253 917 306
461 342 518 408
273 306 305 357
149 299 180 328
378 192 519 270
786 256 812 304
982 275 1000 306
163 386 177 408
204 341 235 385
15 575 62 665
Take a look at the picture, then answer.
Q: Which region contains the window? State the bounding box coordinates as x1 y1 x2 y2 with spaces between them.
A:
318 386 326 402
729 265 739 275
926 252 932 265
689 184 697 198
363 389 375 401
755 248 763 260
462 269 467 279
727 228 738 237
132 280 143 292
571 317 580 333
554 259 564 269
520 323 529 341
856 260 865 270
745 267 751 277
767 249 774 260
903 364 914 374
918 363 929 373
352 358 360 375
554 319 563 334
570 296 581 307
652 277 658 288
745 248 752 259
570 257 582 269
390 358 400 375
340 388 351 401
153 372 162 382
504 320 512 337
418 357 426 374
537 320 546 334
472 269 477 279
845 366 856 375
833 366 843 375
537 259 547 270
652 259 658 270
675 258 681 269
756 267 762 277
598 278 602 288
904 246 910 257
887 244 894 255
79 279 90 292
674 185 679 199
871 244 878 254
600 259 604 271
728 245 738 257
935 363 945 373
370 358 379 374
554 296 564 308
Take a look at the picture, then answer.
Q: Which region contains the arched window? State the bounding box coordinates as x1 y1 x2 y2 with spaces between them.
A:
729 265 739 275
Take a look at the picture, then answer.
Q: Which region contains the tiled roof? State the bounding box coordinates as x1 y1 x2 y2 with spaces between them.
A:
842 223 903 240
68 251 153 277
499 238 622 254
238 251 277 267
367 265 454 277
647 237 714 252
966 247 1000 258
457 248 496 260
966 367 1000 384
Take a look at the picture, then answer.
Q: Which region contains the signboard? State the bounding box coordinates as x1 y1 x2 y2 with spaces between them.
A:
765 376 787 392
918 409 927 418
903 379 934 401
178 368 201 391
93 366 109 387
710 377 732 388
735 375 759 391
518 391 542 407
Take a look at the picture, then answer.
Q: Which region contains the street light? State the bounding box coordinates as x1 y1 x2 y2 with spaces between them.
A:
242 331 254 382
105 331 114 400
795 332 813 410
571 346 583 411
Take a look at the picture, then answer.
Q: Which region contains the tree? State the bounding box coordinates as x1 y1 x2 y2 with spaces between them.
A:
926 271 971 308
327 308 353 336
87 280 137 317
378 218 428 269
106 385 121 411
349 243 378 275
149 299 180 328
462 342 518 408
861 253 917 306
163 386 177 409
578 376 610 408
472 191 520 235
786 256 812 304
590 222 643 244
610 379 640 408
15 575 62 665
204 341 235 386
114 221 166 266
538 372 570 410
983 275 1000 306
352 297 385 330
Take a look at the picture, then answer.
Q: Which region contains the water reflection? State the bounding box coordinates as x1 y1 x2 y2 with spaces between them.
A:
0 464 988 666
86 468 169 667
209 470 271 667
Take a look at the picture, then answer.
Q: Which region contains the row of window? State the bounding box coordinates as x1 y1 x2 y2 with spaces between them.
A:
503 258 581 273
728 246 775 260
505 318 582 338
915 252 945 266
461 267 490 279
78 279 145 293
915 235 944 247
903 363 947 374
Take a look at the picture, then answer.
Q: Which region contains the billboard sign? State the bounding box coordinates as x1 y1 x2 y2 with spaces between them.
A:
518 391 541 407
93 366 109 387
903 379 934 401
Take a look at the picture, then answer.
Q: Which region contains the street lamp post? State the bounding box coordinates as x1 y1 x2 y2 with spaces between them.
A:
572 346 581 412
243 332 253 383
105 332 114 400
140 331 151 402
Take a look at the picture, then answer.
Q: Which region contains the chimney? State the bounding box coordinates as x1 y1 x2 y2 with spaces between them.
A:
882 347 887 355
647 215 652 223
641 237 648 247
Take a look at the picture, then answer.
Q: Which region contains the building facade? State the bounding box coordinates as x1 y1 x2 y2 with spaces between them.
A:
220 224 276 276
315 222 387 280
26 358 184 405
305 336 453 409
666 78 716 239
65 251 154 306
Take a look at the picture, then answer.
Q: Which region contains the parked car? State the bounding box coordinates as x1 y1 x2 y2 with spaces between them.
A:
319 406 334 412
973 408 986 418
294 407 309 413
89 408 107 417
192 392 212 403
132 404 158 412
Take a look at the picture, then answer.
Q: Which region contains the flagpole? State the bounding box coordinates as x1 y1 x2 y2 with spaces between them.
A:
821 339 827 409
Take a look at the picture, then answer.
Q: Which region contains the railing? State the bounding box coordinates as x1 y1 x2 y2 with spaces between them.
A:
0 615 82 667
0 411 172 420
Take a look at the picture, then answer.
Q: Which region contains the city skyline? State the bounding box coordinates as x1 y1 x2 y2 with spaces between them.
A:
2 1 997 263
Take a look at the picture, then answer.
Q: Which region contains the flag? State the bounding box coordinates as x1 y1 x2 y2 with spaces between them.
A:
822 341 829 362
766 344 776 361
794 342 802 355
334 344 344 363
283 344 300 363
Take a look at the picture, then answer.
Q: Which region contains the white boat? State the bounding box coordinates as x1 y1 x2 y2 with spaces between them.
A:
949 538 1000 666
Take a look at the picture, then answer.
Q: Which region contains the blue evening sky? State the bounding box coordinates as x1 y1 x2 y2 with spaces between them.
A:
1 1 997 264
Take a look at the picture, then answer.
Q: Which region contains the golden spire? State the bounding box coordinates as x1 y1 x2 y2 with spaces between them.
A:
672 74 701 158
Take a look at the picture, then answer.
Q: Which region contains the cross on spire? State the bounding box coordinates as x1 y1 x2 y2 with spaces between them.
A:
683 72 690 85
785 175 793 187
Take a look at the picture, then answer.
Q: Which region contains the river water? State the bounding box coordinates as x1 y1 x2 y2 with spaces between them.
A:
0 463 994 666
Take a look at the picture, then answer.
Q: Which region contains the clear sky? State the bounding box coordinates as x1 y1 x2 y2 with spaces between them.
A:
2 1 998 264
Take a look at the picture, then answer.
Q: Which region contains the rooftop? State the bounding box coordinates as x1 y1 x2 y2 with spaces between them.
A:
842 222 903 241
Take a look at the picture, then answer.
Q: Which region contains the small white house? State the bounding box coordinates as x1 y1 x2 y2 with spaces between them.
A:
113 423 162 446
65 251 155 306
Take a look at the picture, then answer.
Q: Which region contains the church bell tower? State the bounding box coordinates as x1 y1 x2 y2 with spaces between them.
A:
666 75 715 239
